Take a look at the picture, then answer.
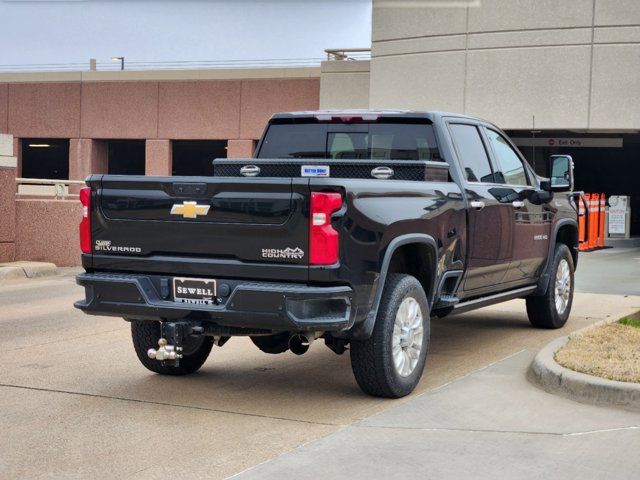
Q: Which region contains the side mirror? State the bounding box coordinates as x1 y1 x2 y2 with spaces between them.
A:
548 155 574 192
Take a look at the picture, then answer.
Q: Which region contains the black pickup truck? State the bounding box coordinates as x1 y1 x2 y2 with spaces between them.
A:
75 110 579 398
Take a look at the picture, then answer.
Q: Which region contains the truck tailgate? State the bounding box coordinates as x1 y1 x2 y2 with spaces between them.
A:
88 175 309 273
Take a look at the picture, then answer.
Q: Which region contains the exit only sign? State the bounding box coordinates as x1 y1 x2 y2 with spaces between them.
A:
511 137 623 148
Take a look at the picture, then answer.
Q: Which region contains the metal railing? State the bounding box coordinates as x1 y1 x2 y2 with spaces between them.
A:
324 48 371 61
0 51 373 73
0 56 330 73
15 178 85 198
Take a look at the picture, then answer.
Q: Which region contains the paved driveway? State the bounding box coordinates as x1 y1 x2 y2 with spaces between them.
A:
575 247 640 296
0 250 638 479
235 351 640 480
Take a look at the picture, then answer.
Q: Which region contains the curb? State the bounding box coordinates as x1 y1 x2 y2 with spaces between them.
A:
0 262 58 280
529 322 640 411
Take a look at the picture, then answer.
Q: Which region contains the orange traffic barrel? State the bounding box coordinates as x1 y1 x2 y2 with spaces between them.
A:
588 193 599 250
598 193 606 247
580 193 592 251
578 195 587 249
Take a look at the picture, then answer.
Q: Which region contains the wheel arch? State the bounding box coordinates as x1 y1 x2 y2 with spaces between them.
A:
535 219 578 296
352 234 438 339
556 223 579 267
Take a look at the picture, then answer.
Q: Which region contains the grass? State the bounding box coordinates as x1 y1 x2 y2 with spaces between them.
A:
619 316 640 328
555 312 640 384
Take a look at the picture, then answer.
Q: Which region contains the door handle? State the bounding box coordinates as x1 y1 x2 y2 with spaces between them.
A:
470 200 485 210
512 200 525 209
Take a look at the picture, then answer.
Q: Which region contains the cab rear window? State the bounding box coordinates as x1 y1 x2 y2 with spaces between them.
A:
257 121 441 161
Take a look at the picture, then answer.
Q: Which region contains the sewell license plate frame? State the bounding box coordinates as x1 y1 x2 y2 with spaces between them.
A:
172 277 217 305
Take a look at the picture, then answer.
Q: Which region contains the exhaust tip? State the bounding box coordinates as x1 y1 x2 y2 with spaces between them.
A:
288 334 312 355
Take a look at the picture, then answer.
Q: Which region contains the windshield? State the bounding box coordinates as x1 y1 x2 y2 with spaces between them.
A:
257 121 441 161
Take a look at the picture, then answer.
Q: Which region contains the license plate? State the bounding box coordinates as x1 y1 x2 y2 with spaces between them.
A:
173 277 216 305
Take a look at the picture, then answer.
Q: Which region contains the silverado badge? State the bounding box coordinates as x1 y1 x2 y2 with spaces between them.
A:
170 201 210 219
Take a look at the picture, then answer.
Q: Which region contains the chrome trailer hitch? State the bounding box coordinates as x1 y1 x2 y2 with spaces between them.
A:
147 321 204 367
147 337 182 362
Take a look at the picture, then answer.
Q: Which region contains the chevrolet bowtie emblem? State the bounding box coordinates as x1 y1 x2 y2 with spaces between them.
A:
170 201 211 219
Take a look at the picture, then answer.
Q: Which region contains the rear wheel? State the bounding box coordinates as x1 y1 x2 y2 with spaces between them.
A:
131 320 213 375
526 243 574 329
350 274 430 398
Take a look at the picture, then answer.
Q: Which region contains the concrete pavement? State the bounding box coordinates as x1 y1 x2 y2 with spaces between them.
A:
0 250 638 479
233 248 640 480
235 351 640 480
575 247 640 296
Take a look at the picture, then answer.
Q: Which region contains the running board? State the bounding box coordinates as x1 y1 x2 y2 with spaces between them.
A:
434 294 460 309
451 285 537 315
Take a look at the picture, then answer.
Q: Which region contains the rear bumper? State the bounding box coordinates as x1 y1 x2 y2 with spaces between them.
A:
74 272 355 332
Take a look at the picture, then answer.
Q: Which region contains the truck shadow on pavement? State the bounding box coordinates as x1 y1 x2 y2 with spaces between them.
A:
92 307 580 425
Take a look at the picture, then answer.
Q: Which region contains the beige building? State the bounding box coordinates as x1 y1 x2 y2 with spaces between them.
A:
322 0 640 130
321 0 640 236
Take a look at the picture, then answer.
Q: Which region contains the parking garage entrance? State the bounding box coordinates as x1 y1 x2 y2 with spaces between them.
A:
21 138 69 179
508 131 640 237
107 140 145 175
172 140 227 176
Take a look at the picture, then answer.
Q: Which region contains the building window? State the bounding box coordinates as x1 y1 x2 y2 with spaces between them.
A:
108 140 145 175
21 139 69 179
172 140 227 176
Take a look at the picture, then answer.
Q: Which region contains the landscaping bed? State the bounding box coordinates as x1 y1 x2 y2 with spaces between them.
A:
555 313 640 384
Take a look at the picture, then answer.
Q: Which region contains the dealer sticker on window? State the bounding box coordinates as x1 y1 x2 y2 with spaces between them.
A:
301 165 330 177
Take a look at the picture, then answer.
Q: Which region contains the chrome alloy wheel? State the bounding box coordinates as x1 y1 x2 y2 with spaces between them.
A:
554 259 571 315
392 297 424 377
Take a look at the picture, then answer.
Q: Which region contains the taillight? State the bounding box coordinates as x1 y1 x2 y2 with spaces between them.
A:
309 192 342 265
314 113 380 122
79 187 91 254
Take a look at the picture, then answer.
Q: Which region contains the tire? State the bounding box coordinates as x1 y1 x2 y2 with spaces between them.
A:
526 243 574 329
131 320 214 375
250 333 290 354
350 274 430 398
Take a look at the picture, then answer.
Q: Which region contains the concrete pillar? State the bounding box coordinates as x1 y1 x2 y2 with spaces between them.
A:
226 139 256 158
145 139 172 176
0 134 17 262
14 137 21 177
69 138 108 181
68 138 108 194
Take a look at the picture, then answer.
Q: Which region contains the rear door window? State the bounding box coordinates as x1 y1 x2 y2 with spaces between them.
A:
448 123 494 183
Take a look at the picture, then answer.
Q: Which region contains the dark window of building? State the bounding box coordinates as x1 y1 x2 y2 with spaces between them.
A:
172 140 227 176
485 129 529 186
21 139 69 179
448 124 494 183
506 130 640 236
108 140 145 175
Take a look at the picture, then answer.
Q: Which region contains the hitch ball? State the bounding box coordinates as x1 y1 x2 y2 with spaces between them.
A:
147 338 183 361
